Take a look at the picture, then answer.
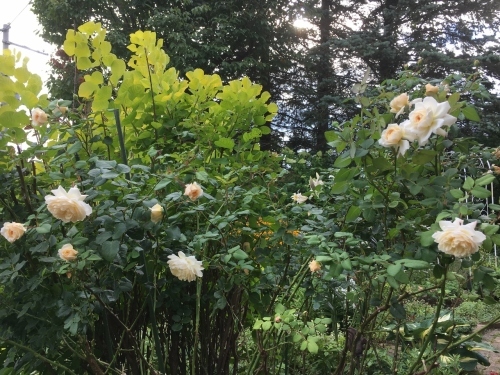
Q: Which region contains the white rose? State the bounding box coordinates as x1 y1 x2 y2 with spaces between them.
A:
309 173 324 190
184 182 203 201
390 93 409 118
291 192 308 204
405 97 457 146
58 243 78 262
31 108 48 126
45 186 92 223
167 251 204 282
150 203 164 223
379 123 410 156
432 218 486 258
1 222 26 243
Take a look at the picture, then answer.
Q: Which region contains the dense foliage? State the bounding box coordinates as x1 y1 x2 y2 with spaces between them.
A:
1 21 500 374
32 0 500 150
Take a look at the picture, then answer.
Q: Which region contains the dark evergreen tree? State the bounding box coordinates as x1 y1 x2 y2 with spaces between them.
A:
32 0 500 149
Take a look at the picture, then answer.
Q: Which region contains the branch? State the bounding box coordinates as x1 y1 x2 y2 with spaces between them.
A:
0 337 78 375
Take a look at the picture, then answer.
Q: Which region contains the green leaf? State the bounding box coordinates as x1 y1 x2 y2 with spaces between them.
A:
36 223 52 234
300 340 308 351
333 154 351 168
76 56 93 70
412 150 437 165
420 230 436 247
448 92 460 107
324 130 337 142
341 258 352 271
214 137 235 150
387 263 402 277
274 303 285 315
262 321 272 331
330 181 349 194
154 178 171 190
78 81 99 98
67 141 82 154
307 340 319 354
463 176 475 190
399 259 430 270
100 241 120 262
110 59 126 85
462 105 480 122
475 174 495 186
471 186 491 199
232 249 249 260
345 205 361 223
386 275 399 289
449 189 464 199
389 303 406 320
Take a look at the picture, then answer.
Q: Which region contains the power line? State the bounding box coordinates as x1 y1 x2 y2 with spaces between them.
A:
9 0 33 26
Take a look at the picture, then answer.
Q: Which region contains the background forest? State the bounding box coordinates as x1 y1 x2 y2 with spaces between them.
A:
0 1 500 375
33 0 500 151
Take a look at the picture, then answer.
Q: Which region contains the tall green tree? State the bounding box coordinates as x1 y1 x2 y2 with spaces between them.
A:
33 0 301 149
33 0 500 150
287 0 500 151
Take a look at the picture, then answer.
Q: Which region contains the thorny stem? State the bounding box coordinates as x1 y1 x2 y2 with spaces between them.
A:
247 256 313 375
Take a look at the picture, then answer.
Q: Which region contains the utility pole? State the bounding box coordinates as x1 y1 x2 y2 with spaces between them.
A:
1 23 47 55
2 24 10 50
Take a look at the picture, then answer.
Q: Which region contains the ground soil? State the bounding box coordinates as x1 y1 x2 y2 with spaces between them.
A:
473 324 500 375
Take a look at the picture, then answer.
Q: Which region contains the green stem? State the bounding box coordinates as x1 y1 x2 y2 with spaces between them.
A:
285 256 313 304
247 256 313 375
192 212 202 375
113 109 131 180
140 250 165 374
406 268 447 375
114 108 162 372
192 278 202 375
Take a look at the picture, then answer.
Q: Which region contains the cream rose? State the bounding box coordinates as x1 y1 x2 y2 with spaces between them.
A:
1 222 26 243
167 251 204 282
184 182 203 201
150 203 164 223
432 218 486 258
45 186 92 223
405 97 457 146
291 192 308 204
309 173 324 190
390 93 409 118
58 244 78 262
31 108 48 126
379 123 410 156
309 260 321 273
425 83 439 96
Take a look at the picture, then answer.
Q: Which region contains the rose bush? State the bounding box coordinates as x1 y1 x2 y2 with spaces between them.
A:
0 21 499 375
